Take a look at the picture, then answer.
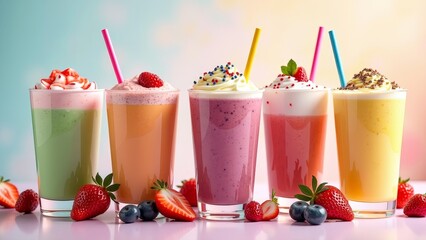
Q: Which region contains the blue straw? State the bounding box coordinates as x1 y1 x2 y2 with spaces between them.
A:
328 30 346 87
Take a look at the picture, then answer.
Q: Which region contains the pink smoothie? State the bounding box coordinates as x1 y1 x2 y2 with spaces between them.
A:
189 93 262 205
264 114 326 197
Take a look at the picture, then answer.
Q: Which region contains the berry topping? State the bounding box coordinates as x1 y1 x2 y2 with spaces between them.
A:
295 176 354 221
403 193 426 217
137 72 164 88
15 189 39 213
397 177 415 209
151 180 196 222
260 190 279 221
280 59 309 82
137 200 159 221
177 178 197 207
71 173 120 221
244 201 263 222
0 176 19 208
119 205 140 223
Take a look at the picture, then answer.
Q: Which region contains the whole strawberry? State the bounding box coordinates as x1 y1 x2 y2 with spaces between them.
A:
280 59 309 82
261 190 279 221
0 176 19 208
295 176 354 221
15 189 39 213
403 193 426 217
397 177 414 209
138 72 164 88
71 173 120 221
245 201 263 222
177 178 197 207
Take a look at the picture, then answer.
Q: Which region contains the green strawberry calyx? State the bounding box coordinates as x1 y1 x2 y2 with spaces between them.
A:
398 177 410 184
294 176 329 205
151 179 169 190
92 172 120 202
281 59 298 76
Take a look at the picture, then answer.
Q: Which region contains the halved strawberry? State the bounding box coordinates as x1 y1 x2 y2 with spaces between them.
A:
261 190 279 221
0 176 19 208
177 178 197 207
151 179 196 222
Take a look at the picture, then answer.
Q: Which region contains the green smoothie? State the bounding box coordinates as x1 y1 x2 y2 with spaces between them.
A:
31 108 101 200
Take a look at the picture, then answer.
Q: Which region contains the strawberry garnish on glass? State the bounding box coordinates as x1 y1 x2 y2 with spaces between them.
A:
0 176 19 208
71 173 120 221
295 176 354 221
151 179 196 222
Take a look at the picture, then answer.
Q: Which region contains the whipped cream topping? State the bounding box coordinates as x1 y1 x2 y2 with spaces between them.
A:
340 68 399 91
35 68 96 90
265 74 325 90
192 62 258 91
111 75 176 91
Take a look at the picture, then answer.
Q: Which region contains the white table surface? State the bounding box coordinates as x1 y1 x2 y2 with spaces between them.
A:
2 182 426 240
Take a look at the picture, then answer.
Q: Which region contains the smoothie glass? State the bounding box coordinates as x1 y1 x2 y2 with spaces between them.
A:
106 90 179 211
30 89 103 217
189 90 263 220
263 88 329 212
333 90 406 218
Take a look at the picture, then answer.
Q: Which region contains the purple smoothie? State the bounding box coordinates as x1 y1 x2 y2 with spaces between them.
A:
189 92 262 205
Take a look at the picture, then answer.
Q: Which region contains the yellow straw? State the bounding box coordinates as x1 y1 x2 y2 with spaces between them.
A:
244 28 261 82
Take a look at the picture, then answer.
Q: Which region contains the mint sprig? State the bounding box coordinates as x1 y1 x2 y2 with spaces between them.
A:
281 59 298 76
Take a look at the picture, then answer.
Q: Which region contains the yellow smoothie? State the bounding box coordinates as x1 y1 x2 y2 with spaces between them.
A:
334 92 406 202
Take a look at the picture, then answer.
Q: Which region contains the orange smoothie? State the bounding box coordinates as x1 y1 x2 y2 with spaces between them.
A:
107 86 179 204
334 91 406 202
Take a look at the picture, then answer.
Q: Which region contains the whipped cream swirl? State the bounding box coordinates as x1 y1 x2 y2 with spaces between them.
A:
192 62 258 91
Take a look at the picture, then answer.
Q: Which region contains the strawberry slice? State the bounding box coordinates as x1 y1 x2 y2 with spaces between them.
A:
0 176 19 208
261 190 279 221
151 180 196 222
62 68 79 78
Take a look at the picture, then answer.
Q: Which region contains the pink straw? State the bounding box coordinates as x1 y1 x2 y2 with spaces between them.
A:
101 29 123 84
309 26 324 82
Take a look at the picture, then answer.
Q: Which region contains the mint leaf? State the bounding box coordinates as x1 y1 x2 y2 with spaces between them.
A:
281 66 289 75
287 59 297 75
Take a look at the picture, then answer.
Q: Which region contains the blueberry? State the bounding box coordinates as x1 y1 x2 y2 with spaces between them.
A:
137 200 159 221
119 205 140 223
289 201 309 222
304 204 327 225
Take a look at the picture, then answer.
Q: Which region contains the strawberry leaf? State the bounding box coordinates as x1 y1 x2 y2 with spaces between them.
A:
299 185 313 197
106 183 120 192
312 176 318 193
95 173 103 186
108 192 116 201
295 194 311 202
103 173 113 188
316 183 328 194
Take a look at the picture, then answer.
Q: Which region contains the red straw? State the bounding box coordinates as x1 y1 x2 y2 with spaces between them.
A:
309 26 324 82
101 29 123 84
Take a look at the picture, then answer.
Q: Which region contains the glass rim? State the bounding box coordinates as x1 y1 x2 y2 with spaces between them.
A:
188 89 264 94
263 87 330 93
29 89 105 93
332 89 407 94
106 89 180 94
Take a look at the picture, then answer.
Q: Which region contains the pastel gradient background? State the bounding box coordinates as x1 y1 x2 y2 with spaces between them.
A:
1 0 425 184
